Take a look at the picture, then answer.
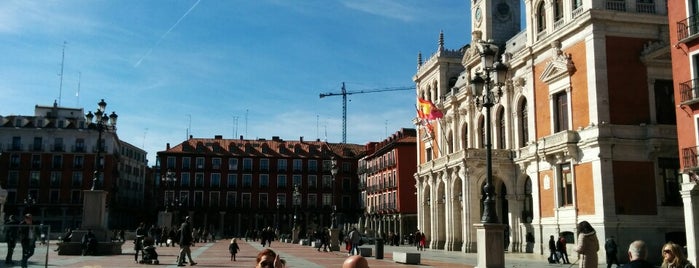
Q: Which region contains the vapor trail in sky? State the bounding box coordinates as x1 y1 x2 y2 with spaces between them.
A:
134 0 202 67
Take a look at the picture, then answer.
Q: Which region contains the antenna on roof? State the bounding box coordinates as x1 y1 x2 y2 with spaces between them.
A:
58 41 67 106
76 71 81 106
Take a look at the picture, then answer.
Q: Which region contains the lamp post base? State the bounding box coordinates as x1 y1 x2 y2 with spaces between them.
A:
474 223 505 268
329 228 341 251
292 227 300 244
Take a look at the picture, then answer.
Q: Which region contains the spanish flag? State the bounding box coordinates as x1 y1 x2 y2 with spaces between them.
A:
417 98 444 120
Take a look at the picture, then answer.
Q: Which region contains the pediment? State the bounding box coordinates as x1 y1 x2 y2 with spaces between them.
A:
539 54 576 84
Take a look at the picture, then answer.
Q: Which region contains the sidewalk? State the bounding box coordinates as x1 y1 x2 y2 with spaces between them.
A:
0 238 578 267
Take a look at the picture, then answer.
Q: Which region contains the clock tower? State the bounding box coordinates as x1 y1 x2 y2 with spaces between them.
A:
472 0 520 46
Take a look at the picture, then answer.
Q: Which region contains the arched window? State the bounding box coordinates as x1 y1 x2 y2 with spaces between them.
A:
497 108 506 149
523 177 533 223
462 123 469 149
479 116 485 148
519 99 529 147
537 1 547 32
572 0 583 10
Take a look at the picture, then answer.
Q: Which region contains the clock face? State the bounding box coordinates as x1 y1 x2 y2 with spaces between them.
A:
495 2 512 22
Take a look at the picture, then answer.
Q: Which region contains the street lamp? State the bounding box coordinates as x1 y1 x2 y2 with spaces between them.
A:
330 156 339 228
276 196 282 231
161 170 177 212
0 185 8 222
470 40 508 224
85 99 118 191
24 194 35 215
293 184 300 228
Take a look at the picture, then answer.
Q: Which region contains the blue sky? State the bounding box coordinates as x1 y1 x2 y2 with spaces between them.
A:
0 0 473 165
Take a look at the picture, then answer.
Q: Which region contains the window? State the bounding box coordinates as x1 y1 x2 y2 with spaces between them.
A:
74 155 84 169
260 158 269 171
11 136 21 150
659 158 681 206
572 0 583 10
194 191 203 207
50 190 59 203
211 173 221 188
182 157 191 170
30 171 40 188
53 137 64 151
228 158 238 170
497 108 506 149
559 163 573 206
323 175 332 189
425 147 432 161
654 80 676 125
308 194 317 208
72 172 82 187
322 194 332 207
71 190 82 204
523 177 533 223
50 172 61 187
227 174 237 188
210 192 220 207
227 192 237 208
10 154 19 168
259 193 268 208
278 159 287 172
195 173 204 187
276 194 286 208
31 155 41 169
196 157 204 169
308 160 318 172
212 158 222 169
243 158 253 171
277 175 287 188
554 0 563 21
167 157 176 169
519 99 529 147
33 137 43 151
292 175 302 187
323 160 331 172
537 1 547 32
75 138 85 152
260 174 269 188
293 159 302 172
342 162 351 173
243 174 252 188
53 155 63 169
181 173 191 187
553 91 569 132
242 193 251 208
308 175 317 189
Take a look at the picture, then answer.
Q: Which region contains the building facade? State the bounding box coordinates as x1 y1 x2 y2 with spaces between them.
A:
156 135 364 237
414 0 679 264
0 101 146 232
668 0 699 264
358 128 418 243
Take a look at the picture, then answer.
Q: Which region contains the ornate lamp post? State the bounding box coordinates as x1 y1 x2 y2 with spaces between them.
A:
276 196 281 231
329 156 340 251
85 99 118 191
0 185 8 222
161 170 178 212
292 183 301 243
470 39 508 268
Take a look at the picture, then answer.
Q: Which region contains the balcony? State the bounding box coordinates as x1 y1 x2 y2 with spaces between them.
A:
678 14 699 42
680 79 699 105
683 146 699 171
606 0 625 11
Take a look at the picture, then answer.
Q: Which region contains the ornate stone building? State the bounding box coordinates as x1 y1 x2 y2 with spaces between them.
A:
414 0 680 264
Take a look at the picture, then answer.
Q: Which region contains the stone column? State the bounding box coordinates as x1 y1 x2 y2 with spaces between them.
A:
681 180 699 265
475 223 505 268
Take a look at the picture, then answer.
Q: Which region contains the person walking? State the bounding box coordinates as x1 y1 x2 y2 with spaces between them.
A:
626 240 654 268
5 215 19 265
349 227 361 256
228 238 240 261
18 214 37 268
134 222 147 263
177 216 197 266
414 230 422 251
548 235 560 264
661 242 695 268
605 236 619 268
574 221 599 268
557 235 570 264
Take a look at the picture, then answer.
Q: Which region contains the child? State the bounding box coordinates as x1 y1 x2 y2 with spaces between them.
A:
229 238 240 261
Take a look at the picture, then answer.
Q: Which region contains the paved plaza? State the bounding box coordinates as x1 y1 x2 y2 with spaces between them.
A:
0 238 610 267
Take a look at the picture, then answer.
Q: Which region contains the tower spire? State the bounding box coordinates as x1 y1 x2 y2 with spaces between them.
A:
438 30 444 51
417 51 423 69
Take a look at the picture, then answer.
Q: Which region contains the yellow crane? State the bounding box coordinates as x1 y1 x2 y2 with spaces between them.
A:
319 82 413 143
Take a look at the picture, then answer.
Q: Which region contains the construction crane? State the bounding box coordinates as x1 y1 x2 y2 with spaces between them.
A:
319 82 414 143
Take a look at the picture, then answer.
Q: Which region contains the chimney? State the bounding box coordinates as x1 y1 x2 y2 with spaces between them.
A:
300 136 304 142
214 135 223 140
166 143 170 150
240 135 244 140
189 135 193 140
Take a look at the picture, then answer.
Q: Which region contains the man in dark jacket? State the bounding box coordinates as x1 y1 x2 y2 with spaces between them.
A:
548 235 559 263
18 214 37 268
177 216 196 266
605 236 619 268
5 215 19 265
626 240 653 268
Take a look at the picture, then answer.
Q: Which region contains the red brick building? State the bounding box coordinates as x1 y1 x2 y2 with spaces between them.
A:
156 135 364 237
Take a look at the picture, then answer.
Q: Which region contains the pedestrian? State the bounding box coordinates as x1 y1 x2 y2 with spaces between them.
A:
177 216 197 266
626 240 653 268
419 231 426 250
548 235 559 263
134 222 147 263
574 220 599 268
256 248 284 268
317 228 330 252
605 236 619 268
349 227 361 256
19 214 37 268
342 255 370 268
661 242 695 268
557 235 570 264
414 230 422 251
5 215 19 265
228 238 240 261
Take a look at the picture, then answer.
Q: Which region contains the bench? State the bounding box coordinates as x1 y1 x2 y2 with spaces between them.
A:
358 247 372 257
393 251 420 264
56 241 124 255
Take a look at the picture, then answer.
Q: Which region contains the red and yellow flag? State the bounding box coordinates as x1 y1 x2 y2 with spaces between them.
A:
417 98 444 120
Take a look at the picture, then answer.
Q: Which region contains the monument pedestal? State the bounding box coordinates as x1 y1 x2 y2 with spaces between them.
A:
292 227 300 243
57 190 123 255
158 211 174 230
329 228 340 251
475 223 505 268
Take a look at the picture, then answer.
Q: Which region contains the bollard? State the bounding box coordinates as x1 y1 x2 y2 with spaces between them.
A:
375 238 384 259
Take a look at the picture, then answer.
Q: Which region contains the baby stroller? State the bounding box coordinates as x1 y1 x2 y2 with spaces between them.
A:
139 237 159 264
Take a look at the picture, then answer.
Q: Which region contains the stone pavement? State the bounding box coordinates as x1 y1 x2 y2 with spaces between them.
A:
0 238 600 267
